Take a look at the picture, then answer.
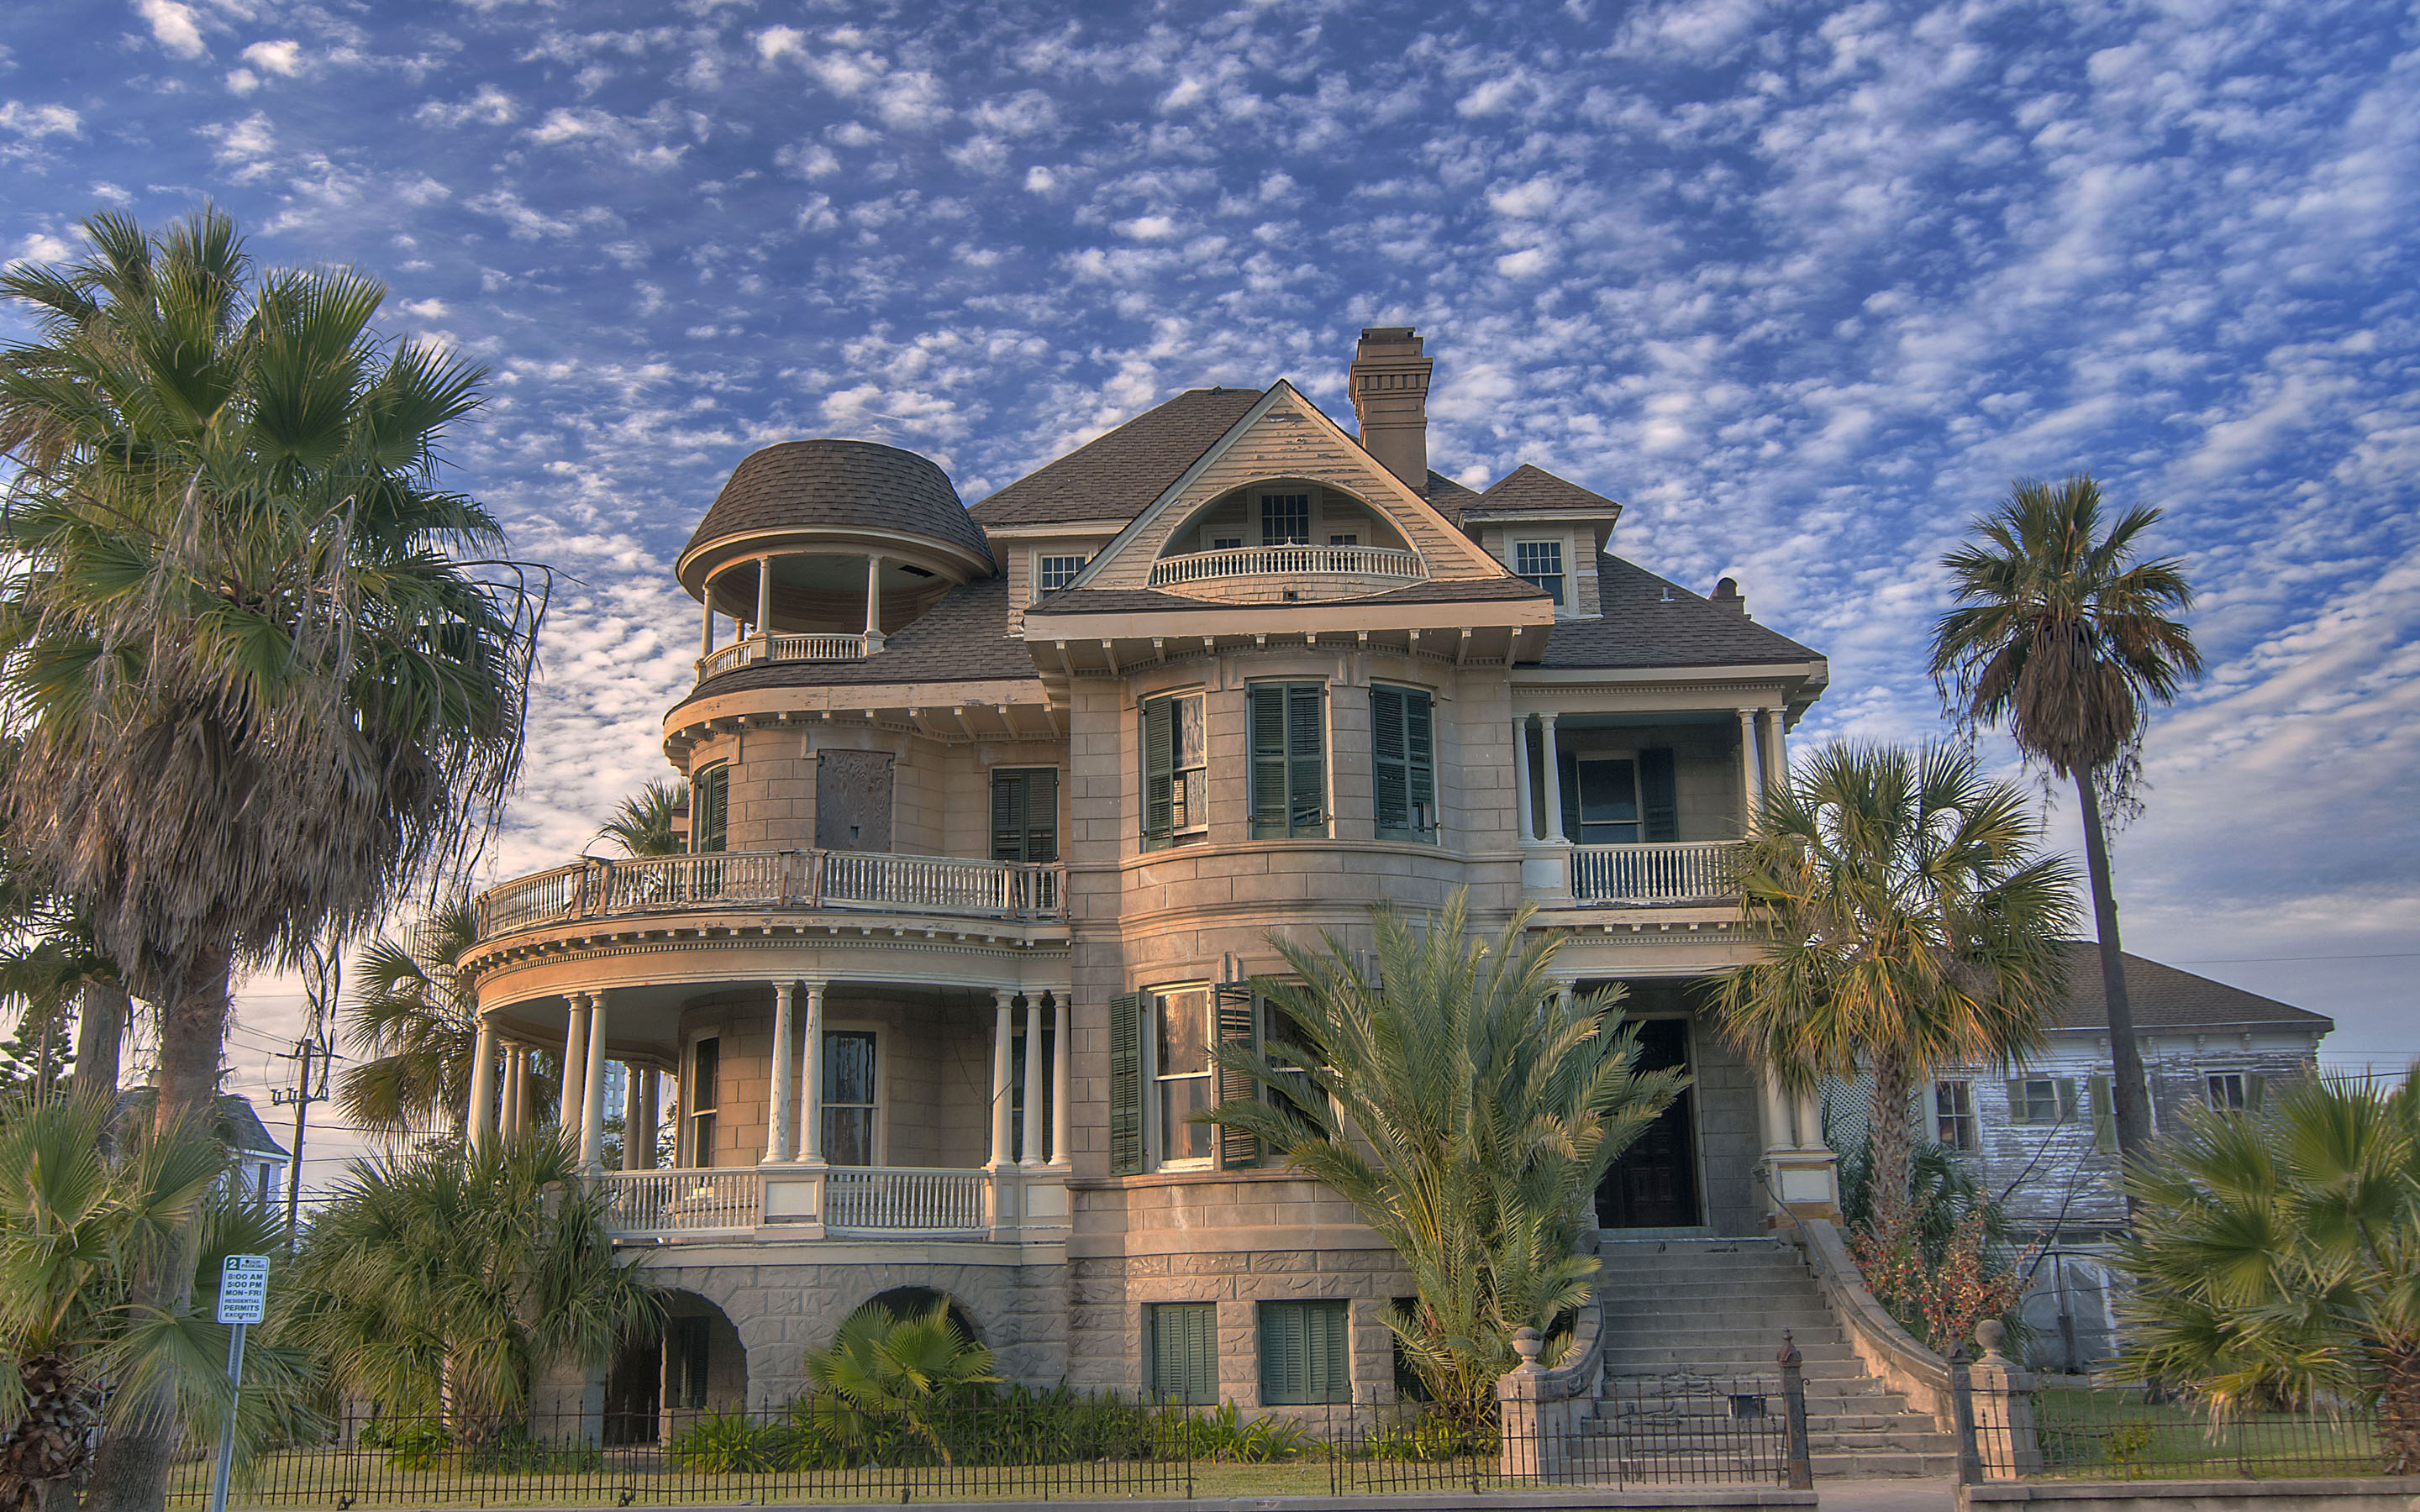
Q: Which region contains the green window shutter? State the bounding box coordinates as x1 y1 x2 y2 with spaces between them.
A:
1406 690 1434 834
1557 751 1581 839
1259 1302 1307 1404
1026 767 1058 864
1639 748 1679 842
1109 991 1145 1175
2005 1079 2033 1125
992 770 1028 862
1249 685 1289 834
692 764 729 853
1142 700 1175 847
1371 685 1408 834
1286 684 1325 833
1151 1303 1218 1404
1216 984 1260 1170
2055 1078 2080 1124
1306 1300 1349 1404
2089 1075 2117 1153
2246 1074 2267 1109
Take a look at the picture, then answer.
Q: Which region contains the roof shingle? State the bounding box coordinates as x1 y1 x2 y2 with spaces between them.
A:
684 440 992 566
681 576 1037 700
969 389 1265 527
2052 945 2333 1033
1468 463 1623 517
1540 554 1823 669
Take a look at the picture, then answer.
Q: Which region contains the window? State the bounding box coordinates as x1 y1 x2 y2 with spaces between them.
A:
1258 1300 1350 1405
688 1037 719 1168
1034 554 1087 601
1260 493 1310 545
1328 533 1358 547
691 763 729 853
1153 986 1214 1168
1370 685 1437 841
2206 1072 2264 1111
1933 1080 1976 1151
1140 692 1207 850
1514 541 1565 606
1248 683 1327 839
822 1030 877 1165
991 768 1058 864
1210 535 1244 550
2006 1075 2077 1126
1148 1303 1218 1404
2089 1074 2118 1153
1554 749 1680 845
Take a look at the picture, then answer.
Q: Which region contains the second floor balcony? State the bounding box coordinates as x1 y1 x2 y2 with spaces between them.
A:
695 632 871 681
1564 839 1744 906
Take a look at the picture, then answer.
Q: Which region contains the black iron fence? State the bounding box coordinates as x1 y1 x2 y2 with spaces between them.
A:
1965 1378 2391 1483
164 1377 1804 1508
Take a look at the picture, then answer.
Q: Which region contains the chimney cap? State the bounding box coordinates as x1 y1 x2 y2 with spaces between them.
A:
1712 576 1740 599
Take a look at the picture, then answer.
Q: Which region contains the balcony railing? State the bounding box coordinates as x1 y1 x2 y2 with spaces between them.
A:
474 849 1064 941
597 1165 1063 1242
695 632 871 682
598 1168 762 1235
1566 841 1744 905
1147 543 1428 587
824 1167 988 1236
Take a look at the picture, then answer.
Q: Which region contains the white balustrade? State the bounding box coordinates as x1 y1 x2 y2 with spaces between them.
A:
597 1168 762 1236
473 850 1064 941
472 863 586 937
1148 543 1428 586
1566 841 1744 905
823 1167 989 1234
696 633 870 681
818 851 1060 916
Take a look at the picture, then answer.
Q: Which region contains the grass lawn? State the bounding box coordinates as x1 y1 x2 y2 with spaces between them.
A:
2030 1388 2383 1482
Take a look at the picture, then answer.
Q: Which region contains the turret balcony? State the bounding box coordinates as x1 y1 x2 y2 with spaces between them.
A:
694 632 870 682
1146 543 1428 602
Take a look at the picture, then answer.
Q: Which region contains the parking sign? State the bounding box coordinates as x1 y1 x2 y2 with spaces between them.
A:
216 1254 269 1325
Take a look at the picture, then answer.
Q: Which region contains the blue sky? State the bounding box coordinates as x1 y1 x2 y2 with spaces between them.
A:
3 0 2415 1178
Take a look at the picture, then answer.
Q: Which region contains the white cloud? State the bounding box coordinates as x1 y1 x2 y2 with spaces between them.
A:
201 110 275 179
416 84 518 129
241 39 302 76
131 0 207 60
0 102 81 139
8 232 71 265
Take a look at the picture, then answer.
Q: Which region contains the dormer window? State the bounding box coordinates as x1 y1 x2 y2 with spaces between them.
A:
1261 493 1311 545
1515 541 1565 606
1034 554 1087 601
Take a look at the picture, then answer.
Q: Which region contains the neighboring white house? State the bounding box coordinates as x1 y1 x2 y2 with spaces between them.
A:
116 1089 292 1212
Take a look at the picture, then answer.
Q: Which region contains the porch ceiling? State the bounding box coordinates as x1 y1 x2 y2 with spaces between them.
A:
483 976 1021 1059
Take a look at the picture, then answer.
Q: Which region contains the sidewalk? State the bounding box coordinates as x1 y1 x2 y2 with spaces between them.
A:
1819 1478 1955 1511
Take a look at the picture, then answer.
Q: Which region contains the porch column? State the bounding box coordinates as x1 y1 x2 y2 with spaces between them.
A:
988 989 1016 1170
1794 1086 1826 1152
622 1063 650 1171
797 983 826 1165
1512 717 1536 842
863 554 886 650
1049 990 1071 1168
754 554 774 642
1760 708 1787 795
579 990 611 1170
1020 993 1045 1167
557 993 592 1131
766 980 797 1163
700 583 714 658
1737 707 1762 820
1539 713 1568 843
501 1044 526 1136
633 1068 659 1169
466 1015 499 1154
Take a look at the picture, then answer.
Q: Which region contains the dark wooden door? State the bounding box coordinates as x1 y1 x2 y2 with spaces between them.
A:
1597 1017 1701 1228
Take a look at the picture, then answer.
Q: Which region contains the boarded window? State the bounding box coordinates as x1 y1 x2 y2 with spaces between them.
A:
1249 683 1326 839
1259 1299 1350 1405
1149 1303 1218 1404
822 1030 877 1166
816 749 893 852
991 768 1058 864
692 764 729 853
1370 685 1437 841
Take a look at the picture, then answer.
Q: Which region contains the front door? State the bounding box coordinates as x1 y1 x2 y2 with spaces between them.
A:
1598 1017 1701 1228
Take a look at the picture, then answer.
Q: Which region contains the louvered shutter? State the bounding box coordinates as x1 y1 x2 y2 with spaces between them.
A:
2089 1075 2118 1153
2005 1079 2033 1125
1143 700 1175 846
2246 1074 2267 1109
2055 1078 2080 1123
1286 683 1325 832
1249 685 1289 834
1152 1304 1217 1404
1640 748 1679 842
1259 1303 1307 1404
1024 767 1058 864
1305 1301 1349 1404
1216 984 1260 1170
1372 685 1408 834
1405 688 1434 834
1109 991 1146 1174
992 770 1027 862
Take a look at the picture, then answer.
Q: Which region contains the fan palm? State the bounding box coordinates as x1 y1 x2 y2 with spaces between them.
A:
1199 890 1683 1421
1928 475 2201 1163
803 1301 999 1465
597 781 686 857
0 207 540 1511
335 900 484 1143
1712 742 2079 1237
2115 1071 2420 1473
275 1131 656 1439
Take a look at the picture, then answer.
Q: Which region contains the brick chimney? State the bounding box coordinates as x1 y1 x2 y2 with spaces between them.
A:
1349 327 1432 496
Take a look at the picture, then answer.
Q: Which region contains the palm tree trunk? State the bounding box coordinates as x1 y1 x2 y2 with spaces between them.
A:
2383 1341 2420 1477
1866 1044 1914 1242
2075 775 2152 1173
71 980 129 1104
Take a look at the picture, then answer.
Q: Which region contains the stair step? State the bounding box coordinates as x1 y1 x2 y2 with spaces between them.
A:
1602 1325 1845 1345
1811 1450 1961 1478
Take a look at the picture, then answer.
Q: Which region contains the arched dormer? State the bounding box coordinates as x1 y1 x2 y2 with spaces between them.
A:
1146 477 1427 602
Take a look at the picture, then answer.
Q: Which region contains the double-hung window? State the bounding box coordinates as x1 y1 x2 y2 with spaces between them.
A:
1933 1080 1976 1151
1514 541 1565 606
1370 685 1437 841
687 1037 719 1168
822 1030 877 1165
2006 1075 2077 1126
2206 1072 2263 1111
991 768 1058 863
691 763 729 853
1249 682 1327 839
1140 692 1207 850
1152 985 1214 1168
1034 554 1087 601
1261 493 1311 545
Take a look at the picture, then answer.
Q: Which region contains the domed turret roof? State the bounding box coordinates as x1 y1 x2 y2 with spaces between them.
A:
681 439 992 568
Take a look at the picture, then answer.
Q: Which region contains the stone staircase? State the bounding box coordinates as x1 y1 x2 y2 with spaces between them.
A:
1591 1235 1959 1479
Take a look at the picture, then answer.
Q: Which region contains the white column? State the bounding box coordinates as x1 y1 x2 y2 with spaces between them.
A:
1020 994 1044 1167
1794 1086 1826 1152
755 554 773 641
767 980 796 1163
466 1015 499 1154
622 1061 649 1171
1763 708 1789 794
636 1068 660 1168
1738 707 1762 821
988 989 1015 1170
700 584 714 658
1512 717 1536 842
1539 713 1568 844
1050 990 1071 1168
579 990 611 1170
798 983 826 1165
556 994 591 1131
500 1045 525 1136
863 554 885 648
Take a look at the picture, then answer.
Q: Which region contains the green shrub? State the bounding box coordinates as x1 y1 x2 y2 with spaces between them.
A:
367 1421 452 1471
1170 1402 1315 1462
667 1414 790 1473
1365 1412 1497 1462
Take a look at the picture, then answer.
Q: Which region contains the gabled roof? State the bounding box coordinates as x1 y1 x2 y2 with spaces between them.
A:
1539 554 1823 670
1423 470 1482 528
115 1089 291 1159
2051 946 2333 1034
969 388 1265 527
1465 463 1623 519
682 576 1035 699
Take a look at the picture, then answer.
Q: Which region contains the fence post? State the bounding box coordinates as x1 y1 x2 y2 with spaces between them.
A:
1970 1319 2041 1478
1779 1329 1814 1490
1497 1326 1547 1481
1949 1340 1982 1486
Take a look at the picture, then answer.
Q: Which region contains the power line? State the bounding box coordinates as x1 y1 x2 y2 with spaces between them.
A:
2161 951 2420 965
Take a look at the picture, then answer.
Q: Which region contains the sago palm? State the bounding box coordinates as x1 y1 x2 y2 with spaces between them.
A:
1928 475 2201 1163
1713 742 2078 1237
1200 890 1683 1421
2116 1071 2420 1473
597 781 686 857
336 900 485 1143
0 209 540 1510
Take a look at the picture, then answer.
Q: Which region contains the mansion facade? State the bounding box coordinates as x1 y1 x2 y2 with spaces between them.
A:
465 328 1844 1427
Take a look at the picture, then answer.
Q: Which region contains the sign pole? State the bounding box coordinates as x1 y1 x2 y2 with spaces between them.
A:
210 1253 271 1512
207 1322 246 1512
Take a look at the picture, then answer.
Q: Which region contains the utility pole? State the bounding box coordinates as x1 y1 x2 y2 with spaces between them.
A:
272 943 339 1247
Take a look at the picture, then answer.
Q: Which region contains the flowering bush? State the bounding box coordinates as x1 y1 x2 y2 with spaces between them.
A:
1840 1137 2033 1353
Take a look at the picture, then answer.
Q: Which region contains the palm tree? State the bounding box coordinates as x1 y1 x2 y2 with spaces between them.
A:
2115 1070 2420 1473
276 1131 656 1440
336 901 482 1144
1200 890 1683 1421
1712 742 2079 1238
1928 475 2202 1163
0 208 540 1510
803 1301 1000 1466
597 781 686 857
